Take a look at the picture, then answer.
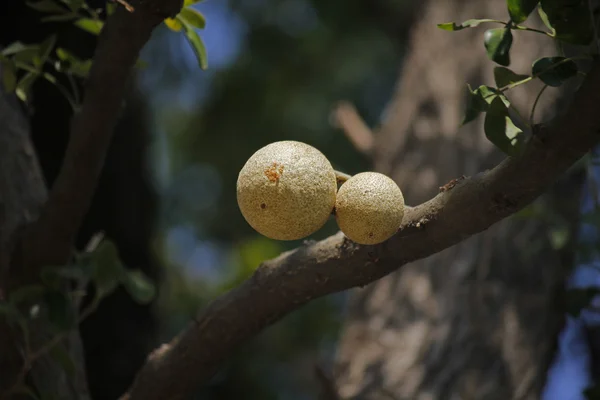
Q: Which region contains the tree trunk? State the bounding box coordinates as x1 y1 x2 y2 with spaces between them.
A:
0 77 90 399
333 0 581 398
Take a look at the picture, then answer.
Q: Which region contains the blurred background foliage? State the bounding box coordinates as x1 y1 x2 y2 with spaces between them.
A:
136 0 411 398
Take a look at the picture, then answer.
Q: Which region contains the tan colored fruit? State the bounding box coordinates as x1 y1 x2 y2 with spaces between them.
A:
335 172 404 245
237 141 337 240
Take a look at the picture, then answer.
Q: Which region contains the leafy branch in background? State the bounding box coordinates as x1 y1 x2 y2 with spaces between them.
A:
0 0 208 109
0 236 156 399
164 0 209 70
0 1 208 396
438 0 598 157
442 2 600 397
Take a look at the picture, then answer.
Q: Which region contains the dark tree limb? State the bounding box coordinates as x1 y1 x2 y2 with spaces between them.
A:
20 0 180 270
0 0 180 397
122 62 600 400
0 67 91 400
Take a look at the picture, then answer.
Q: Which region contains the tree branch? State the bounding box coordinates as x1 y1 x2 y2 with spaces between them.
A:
123 61 600 400
331 101 374 156
21 0 181 270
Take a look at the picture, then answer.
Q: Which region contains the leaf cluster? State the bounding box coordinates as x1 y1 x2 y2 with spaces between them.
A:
438 0 595 155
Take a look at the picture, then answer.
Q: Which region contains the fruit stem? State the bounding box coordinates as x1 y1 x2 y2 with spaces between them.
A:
335 170 352 183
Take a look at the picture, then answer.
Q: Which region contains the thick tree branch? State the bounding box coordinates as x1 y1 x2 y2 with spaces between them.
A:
1 1 180 395
0 71 91 400
21 0 180 270
123 62 600 400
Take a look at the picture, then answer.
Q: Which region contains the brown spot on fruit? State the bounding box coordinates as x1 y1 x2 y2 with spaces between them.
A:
237 141 337 240
260 203 266 209
264 162 284 183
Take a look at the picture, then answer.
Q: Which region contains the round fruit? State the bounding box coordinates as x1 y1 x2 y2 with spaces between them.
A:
335 172 404 245
237 141 337 240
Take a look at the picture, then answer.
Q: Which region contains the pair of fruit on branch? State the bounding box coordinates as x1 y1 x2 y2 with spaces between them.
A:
237 141 405 245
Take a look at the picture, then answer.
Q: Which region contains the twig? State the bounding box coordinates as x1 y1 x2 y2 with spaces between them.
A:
331 101 374 156
3 298 100 398
122 61 600 400
115 0 135 12
335 170 352 184
529 84 548 127
84 231 105 253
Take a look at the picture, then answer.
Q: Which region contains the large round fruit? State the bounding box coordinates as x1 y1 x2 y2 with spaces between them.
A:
237 141 337 240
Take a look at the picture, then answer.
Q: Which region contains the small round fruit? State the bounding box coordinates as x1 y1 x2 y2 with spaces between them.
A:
237 141 337 240
335 172 404 245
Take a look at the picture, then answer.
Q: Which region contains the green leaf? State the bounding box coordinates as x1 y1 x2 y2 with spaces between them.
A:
532 57 577 87
493 66 529 87
539 0 592 44
0 58 17 92
61 0 85 11
43 290 76 331
178 17 208 70
477 85 511 107
462 84 487 125
36 35 57 68
565 287 600 317
26 0 67 13
507 0 539 23
2 42 31 56
49 345 76 378
40 263 93 287
56 48 92 78
106 1 116 16
437 19 494 31
461 85 510 126
16 72 40 102
4 43 40 65
184 0 205 5
73 18 104 35
537 5 556 34
484 96 523 155
91 240 125 299
41 12 78 22
122 270 156 304
164 17 183 31
549 226 569 249
9 285 46 306
484 27 513 66
179 7 206 29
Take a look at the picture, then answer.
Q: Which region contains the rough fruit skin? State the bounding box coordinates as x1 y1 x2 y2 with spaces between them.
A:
237 141 337 240
335 172 404 245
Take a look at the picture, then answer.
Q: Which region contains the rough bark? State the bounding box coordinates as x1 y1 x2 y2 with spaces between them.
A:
334 0 581 398
0 0 178 397
0 77 90 400
0 1 161 397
